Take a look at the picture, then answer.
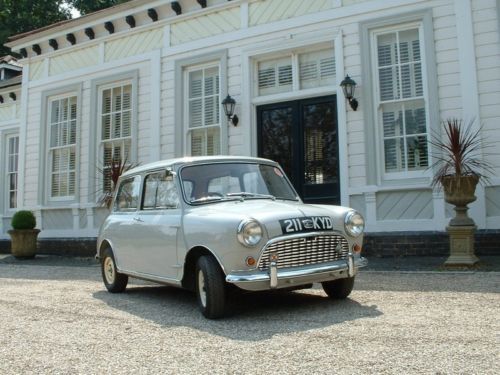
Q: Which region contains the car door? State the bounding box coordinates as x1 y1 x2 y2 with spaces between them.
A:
131 170 182 280
109 175 142 272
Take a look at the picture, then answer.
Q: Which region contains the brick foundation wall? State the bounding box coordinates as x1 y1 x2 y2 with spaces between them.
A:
362 230 500 257
1 230 499 258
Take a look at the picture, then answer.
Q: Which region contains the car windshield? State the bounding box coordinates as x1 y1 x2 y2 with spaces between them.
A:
180 162 299 205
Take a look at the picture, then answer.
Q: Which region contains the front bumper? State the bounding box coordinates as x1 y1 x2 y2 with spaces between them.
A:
226 255 368 291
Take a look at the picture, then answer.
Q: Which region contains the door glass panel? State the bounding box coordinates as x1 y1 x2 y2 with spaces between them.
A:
303 102 338 185
259 106 293 179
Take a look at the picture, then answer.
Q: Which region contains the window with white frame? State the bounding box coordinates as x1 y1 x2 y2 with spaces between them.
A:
373 26 429 175
185 64 220 156
99 83 133 193
6 135 19 209
257 47 336 96
48 96 77 199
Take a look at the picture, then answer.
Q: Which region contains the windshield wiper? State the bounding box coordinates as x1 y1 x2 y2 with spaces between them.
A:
190 196 224 204
226 192 276 200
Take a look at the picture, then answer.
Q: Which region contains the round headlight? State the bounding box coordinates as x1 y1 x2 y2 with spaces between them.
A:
237 219 263 247
344 211 364 237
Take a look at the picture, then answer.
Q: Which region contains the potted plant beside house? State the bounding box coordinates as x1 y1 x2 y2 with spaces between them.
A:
8 210 40 259
99 157 138 209
431 118 493 265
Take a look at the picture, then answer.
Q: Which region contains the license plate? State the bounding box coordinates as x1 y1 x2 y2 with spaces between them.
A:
279 216 333 234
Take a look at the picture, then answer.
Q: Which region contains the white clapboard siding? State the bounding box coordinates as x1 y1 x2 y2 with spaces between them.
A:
249 0 331 27
433 2 461 119
23 90 43 207
50 46 99 76
105 29 163 62
472 0 500 177
170 8 240 46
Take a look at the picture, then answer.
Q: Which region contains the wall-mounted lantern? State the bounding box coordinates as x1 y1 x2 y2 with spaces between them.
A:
340 75 359 111
222 95 239 126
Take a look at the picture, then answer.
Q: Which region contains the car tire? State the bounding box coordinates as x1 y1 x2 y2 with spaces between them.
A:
101 248 128 293
322 276 355 299
195 255 227 319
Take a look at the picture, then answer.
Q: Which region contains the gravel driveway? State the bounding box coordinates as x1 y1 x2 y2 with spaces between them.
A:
0 259 498 374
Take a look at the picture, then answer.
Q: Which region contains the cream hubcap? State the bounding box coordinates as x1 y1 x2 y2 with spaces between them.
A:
198 270 207 308
104 257 115 284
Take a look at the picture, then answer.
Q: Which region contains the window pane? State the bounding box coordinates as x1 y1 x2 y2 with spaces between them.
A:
404 101 426 135
189 70 203 98
157 178 179 209
382 104 403 138
190 129 204 156
377 33 398 66
303 102 337 185
143 175 158 209
102 89 111 114
384 138 405 172
189 99 203 128
115 176 140 211
379 66 399 101
206 127 220 155
406 135 428 170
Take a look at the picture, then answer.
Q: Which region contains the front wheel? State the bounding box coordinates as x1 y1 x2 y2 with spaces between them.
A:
101 248 128 293
322 277 355 299
195 256 227 319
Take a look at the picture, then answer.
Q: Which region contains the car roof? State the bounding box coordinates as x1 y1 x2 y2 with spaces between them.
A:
121 156 278 178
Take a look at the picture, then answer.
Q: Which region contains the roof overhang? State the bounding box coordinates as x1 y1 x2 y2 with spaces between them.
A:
5 0 174 49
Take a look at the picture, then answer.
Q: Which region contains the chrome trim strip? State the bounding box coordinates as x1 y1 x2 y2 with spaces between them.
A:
120 269 182 286
226 257 368 284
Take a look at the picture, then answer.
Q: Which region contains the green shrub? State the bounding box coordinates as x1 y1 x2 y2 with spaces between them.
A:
11 210 37 230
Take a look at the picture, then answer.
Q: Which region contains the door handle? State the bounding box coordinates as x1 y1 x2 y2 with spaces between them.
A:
133 217 144 222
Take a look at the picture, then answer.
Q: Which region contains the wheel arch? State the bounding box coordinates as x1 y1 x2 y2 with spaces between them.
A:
182 246 225 291
98 239 112 259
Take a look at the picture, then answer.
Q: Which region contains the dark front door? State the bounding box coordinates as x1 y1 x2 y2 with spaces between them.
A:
257 96 340 204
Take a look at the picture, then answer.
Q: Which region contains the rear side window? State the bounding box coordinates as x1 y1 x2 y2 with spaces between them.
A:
114 176 141 211
143 172 180 210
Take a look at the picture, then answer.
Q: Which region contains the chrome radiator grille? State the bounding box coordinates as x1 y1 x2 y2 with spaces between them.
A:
258 235 349 271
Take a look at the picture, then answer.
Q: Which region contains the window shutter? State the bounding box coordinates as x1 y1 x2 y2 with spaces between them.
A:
299 49 335 89
258 57 292 96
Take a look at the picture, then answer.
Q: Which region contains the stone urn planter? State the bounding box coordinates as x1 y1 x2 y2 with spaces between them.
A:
441 175 479 226
431 119 493 266
8 210 40 259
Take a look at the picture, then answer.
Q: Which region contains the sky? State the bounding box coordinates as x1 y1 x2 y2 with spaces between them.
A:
61 2 81 19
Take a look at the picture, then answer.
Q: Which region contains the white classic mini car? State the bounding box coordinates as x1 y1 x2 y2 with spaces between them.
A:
97 156 367 318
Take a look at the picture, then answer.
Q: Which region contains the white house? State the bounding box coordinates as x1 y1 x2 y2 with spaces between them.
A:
1 0 499 255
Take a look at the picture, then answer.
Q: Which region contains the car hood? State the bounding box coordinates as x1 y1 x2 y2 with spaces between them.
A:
186 199 350 239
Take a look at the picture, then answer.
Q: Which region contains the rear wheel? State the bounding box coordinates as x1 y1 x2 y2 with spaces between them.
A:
195 256 227 319
101 248 128 293
322 277 355 299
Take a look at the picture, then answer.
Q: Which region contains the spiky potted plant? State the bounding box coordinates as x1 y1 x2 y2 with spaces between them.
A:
430 119 492 226
8 210 40 259
98 157 138 209
430 119 493 265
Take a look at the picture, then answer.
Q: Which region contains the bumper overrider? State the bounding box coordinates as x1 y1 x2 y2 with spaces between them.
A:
226 254 368 291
